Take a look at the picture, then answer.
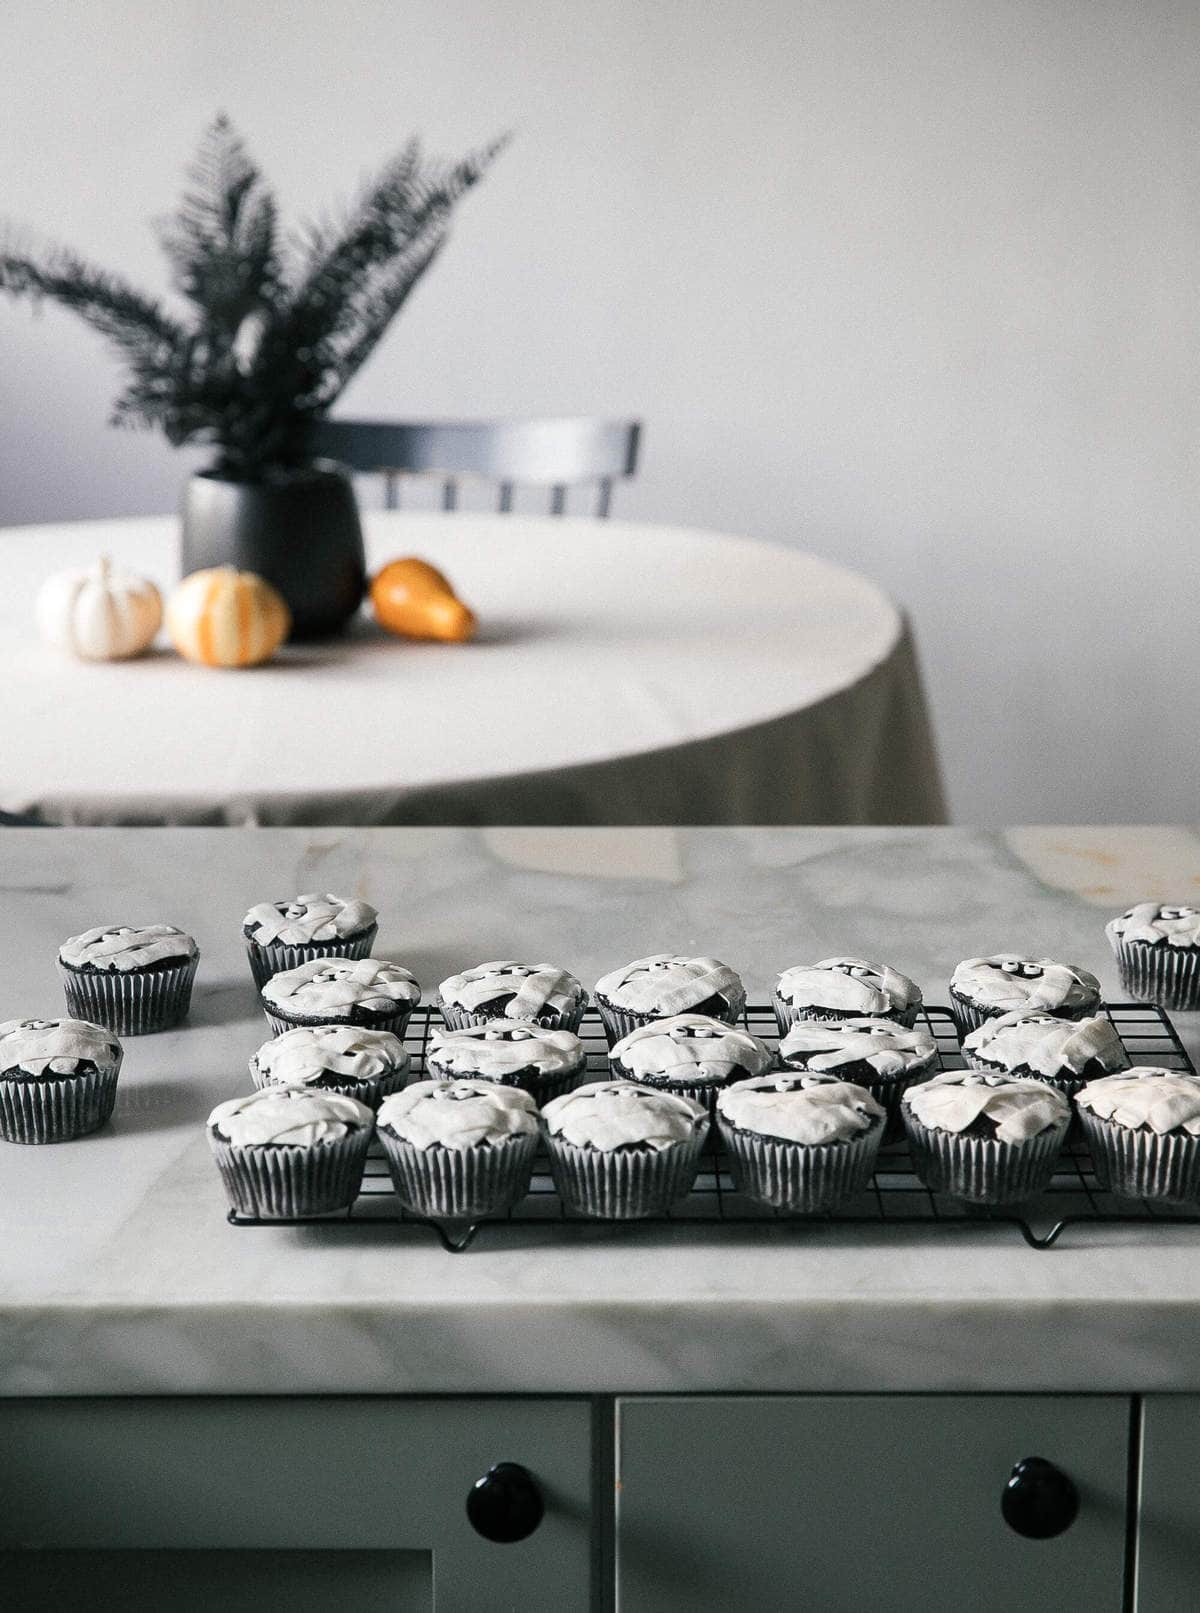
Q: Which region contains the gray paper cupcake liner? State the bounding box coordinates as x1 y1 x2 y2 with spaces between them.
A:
1079 1110 1200 1204
261 1004 415 1041
209 1126 371 1218
59 954 198 1036
437 997 587 1035
718 1118 883 1213
245 924 378 989
902 1111 1067 1206
0 1060 121 1145
1111 939 1200 1011
545 1127 708 1218
377 1128 539 1220
596 989 745 1048
771 992 920 1034
248 1058 408 1112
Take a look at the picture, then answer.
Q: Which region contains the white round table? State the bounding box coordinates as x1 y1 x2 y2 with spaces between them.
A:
0 514 943 826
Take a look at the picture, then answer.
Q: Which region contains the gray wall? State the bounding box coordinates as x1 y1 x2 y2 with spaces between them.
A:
1 0 1197 823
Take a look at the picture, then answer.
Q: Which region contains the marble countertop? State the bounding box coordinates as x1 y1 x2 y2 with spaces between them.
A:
2 825 1199 1398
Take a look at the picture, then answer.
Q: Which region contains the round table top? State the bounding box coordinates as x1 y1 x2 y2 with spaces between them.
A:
1 512 903 820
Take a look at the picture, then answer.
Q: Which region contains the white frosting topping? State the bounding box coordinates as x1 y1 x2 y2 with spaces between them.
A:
717 1074 884 1145
542 1080 707 1152
1107 904 1200 949
1076 1068 1200 1136
208 1085 372 1146
775 958 921 1015
426 1020 584 1081
779 1017 936 1078
903 1071 1068 1142
59 924 197 971
377 1078 538 1150
950 955 1100 1014
964 1012 1127 1079
610 1014 774 1086
251 1026 408 1087
594 954 743 1016
244 893 377 946
438 961 585 1019
262 957 420 1014
0 1017 121 1077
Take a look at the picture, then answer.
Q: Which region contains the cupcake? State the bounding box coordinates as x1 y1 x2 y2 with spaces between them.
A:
376 1078 539 1221
541 1080 709 1219
948 955 1101 1039
250 1025 409 1110
1106 904 1200 1010
608 1013 774 1115
901 1071 1069 1205
207 1084 374 1218
0 1017 123 1144
777 1017 938 1131
716 1074 885 1213
425 1020 586 1104
593 954 745 1044
437 960 587 1032
261 956 420 1038
773 958 922 1032
242 893 378 988
58 924 199 1035
962 1011 1128 1101
1076 1068 1200 1202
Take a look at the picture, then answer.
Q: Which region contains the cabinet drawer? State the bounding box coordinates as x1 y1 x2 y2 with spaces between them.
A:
0 1396 592 1612
617 1394 1129 1613
1136 1394 1200 1612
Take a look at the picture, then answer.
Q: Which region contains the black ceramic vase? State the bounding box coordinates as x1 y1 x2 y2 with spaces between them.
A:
180 464 366 639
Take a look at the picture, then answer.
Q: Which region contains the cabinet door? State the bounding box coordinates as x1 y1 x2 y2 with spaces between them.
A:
1136 1394 1200 1611
0 1396 592 1613
617 1395 1129 1613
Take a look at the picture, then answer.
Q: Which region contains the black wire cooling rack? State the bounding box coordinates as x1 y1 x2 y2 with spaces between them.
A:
227 1002 1200 1251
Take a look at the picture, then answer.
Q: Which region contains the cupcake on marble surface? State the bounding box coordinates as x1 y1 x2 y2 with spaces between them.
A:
541 1080 709 1219
962 1011 1127 1101
260 956 420 1039
1106 905 1200 1011
948 955 1101 1039
593 954 745 1045
425 1020 585 1105
207 1085 374 1219
608 1014 774 1115
1076 1069 1200 1203
901 1071 1069 1206
242 893 378 988
376 1079 539 1221
58 924 198 1035
773 958 922 1032
716 1074 885 1213
438 960 587 1032
250 1025 409 1110
778 1017 937 1131
0 1017 123 1145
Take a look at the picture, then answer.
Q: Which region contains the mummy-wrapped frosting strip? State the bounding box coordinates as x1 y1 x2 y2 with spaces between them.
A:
963 1012 1127 1081
541 1080 707 1152
949 955 1101 1018
1107 905 1200 949
251 1026 408 1087
377 1079 539 1150
717 1074 884 1146
594 954 745 1020
208 1085 373 1147
902 1071 1068 1143
438 961 586 1024
0 1017 121 1076
610 1014 773 1087
779 1017 936 1078
261 957 420 1016
1076 1069 1200 1135
426 1021 584 1083
58 924 198 971
774 958 921 1023
243 894 377 946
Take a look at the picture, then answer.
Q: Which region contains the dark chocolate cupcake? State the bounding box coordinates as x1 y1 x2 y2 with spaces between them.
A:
250 1025 409 1110
948 955 1101 1039
207 1085 374 1218
608 1013 774 1116
437 960 587 1032
260 956 420 1038
541 1080 709 1218
778 1016 937 1132
242 893 378 988
773 958 922 1032
425 1020 586 1104
0 1017 123 1144
1106 904 1200 1010
376 1079 540 1221
901 1070 1069 1205
1076 1068 1200 1202
593 954 745 1045
716 1073 885 1212
962 1010 1127 1101
57 924 198 1035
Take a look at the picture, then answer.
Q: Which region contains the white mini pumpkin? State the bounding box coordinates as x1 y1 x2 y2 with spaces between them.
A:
36 556 163 661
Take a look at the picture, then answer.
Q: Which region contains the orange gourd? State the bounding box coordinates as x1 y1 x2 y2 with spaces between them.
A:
166 567 291 668
370 558 476 643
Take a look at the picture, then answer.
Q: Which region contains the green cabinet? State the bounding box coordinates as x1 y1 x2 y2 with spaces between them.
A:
1136 1394 1200 1612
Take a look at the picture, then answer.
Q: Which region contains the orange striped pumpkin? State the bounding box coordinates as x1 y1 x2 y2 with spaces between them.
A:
166 567 291 668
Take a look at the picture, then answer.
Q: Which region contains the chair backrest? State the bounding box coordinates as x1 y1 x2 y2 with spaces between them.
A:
309 417 641 517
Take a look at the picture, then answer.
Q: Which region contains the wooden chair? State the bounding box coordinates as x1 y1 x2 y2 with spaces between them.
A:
309 417 641 518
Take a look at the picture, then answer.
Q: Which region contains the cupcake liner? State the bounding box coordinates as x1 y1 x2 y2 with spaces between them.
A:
437 998 587 1035
249 1060 408 1112
545 1128 708 1219
245 924 378 989
209 1126 371 1218
596 990 745 1048
0 1061 121 1145
718 1118 883 1213
1079 1111 1200 1204
902 1111 1067 1206
59 954 198 1036
262 1004 415 1041
771 992 919 1034
377 1128 538 1221
1111 939 1200 1011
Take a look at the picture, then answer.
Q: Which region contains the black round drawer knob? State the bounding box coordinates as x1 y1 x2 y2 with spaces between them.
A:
466 1462 544 1543
1001 1456 1080 1539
